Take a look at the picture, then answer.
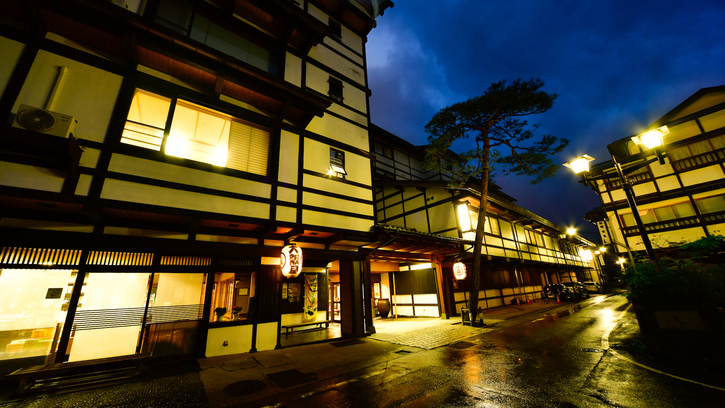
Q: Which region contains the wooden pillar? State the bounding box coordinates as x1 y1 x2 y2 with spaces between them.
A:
433 258 448 319
339 260 364 338
363 259 376 334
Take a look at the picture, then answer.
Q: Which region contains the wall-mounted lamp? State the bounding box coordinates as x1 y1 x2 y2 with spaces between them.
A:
453 262 467 280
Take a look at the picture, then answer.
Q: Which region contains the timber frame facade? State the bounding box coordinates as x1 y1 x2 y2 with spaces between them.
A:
582 86 725 256
0 0 393 374
369 125 601 319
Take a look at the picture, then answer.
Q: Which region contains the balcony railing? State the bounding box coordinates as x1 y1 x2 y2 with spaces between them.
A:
622 210 725 235
671 148 725 172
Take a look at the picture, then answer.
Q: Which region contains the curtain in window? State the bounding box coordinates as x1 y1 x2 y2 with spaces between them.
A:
689 140 713 156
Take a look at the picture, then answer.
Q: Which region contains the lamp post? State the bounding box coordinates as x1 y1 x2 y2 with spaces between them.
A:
564 126 669 274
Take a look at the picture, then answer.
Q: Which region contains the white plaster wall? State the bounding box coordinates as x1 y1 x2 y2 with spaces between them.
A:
427 203 456 236
302 174 371 200
656 175 681 192
108 154 271 198
306 113 368 152
101 179 270 219
632 182 657 196
307 3 364 54
679 165 725 187
284 52 302 87
279 130 300 185
0 162 65 192
303 191 373 216
665 120 702 144
302 209 373 232
276 206 296 223
13 50 122 143
206 325 253 357
405 211 428 232
699 108 725 132
305 62 366 105
256 322 278 351
649 161 674 177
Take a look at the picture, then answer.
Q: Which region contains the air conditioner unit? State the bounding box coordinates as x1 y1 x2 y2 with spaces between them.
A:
12 105 78 138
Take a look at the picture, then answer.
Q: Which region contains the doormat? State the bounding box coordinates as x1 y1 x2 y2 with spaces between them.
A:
266 369 318 388
329 339 366 348
223 380 267 396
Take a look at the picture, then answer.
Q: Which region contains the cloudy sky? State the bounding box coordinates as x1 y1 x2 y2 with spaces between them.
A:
366 0 725 240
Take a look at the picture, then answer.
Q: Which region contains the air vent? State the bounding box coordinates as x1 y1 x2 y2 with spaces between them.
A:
12 105 77 138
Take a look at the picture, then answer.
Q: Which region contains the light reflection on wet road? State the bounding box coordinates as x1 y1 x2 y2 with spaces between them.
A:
284 294 725 407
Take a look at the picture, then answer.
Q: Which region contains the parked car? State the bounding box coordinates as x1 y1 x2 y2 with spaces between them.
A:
563 281 590 300
542 284 577 301
581 281 602 293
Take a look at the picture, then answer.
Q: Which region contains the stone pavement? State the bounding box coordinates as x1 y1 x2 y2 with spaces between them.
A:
0 298 600 408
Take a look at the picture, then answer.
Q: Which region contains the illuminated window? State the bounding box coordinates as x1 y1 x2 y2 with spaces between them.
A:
620 201 696 227
329 148 346 177
328 77 343 103
122 89 269 176
209 272 255 323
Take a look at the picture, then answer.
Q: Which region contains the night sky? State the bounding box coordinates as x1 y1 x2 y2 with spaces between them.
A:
366 1 725 240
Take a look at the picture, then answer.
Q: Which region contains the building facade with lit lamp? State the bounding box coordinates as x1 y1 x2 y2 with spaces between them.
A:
370 125 600 318
571 86 725 260
0 0 393 374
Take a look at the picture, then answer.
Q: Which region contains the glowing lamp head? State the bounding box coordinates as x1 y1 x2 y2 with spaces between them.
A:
280 244 303 278
566 228 576 236
563 155 595 175
632 125 669 150
453 262 467 280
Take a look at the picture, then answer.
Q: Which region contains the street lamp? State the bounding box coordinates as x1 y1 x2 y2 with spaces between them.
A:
563 126 669 274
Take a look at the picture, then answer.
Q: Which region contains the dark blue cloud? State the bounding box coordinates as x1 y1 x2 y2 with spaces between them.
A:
367 0 725 239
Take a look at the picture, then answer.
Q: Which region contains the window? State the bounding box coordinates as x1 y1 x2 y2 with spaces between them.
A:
155 0 194 35
329 148 346 177
154 0 279 76
374 141 393 159
191 14 279 76
122 89 270 176
328 77 343 102
620 201 696 227
329 19 342 40
469 213 500 235
209 272 255 322
696 195 725 214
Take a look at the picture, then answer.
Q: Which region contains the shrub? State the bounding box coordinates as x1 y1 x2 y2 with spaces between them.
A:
623 236 725 306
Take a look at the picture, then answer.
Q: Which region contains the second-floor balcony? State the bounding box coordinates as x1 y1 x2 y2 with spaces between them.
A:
622 210 725 236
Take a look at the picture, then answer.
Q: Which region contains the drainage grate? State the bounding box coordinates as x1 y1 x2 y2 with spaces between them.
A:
448 341 475 350
395 349 412 355
582 348 603 353
223 380 266 396
330 339 366 348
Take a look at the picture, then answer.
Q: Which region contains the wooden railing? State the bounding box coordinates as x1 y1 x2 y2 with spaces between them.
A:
622 210 725 235
671 148 725 172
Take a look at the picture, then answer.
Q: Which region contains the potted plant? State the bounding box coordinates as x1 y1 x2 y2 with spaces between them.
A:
214 307 227 322
232 306 243 320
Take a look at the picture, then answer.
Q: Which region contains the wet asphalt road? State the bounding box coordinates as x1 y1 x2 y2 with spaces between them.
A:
272 294 725 407
3 294 725 407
